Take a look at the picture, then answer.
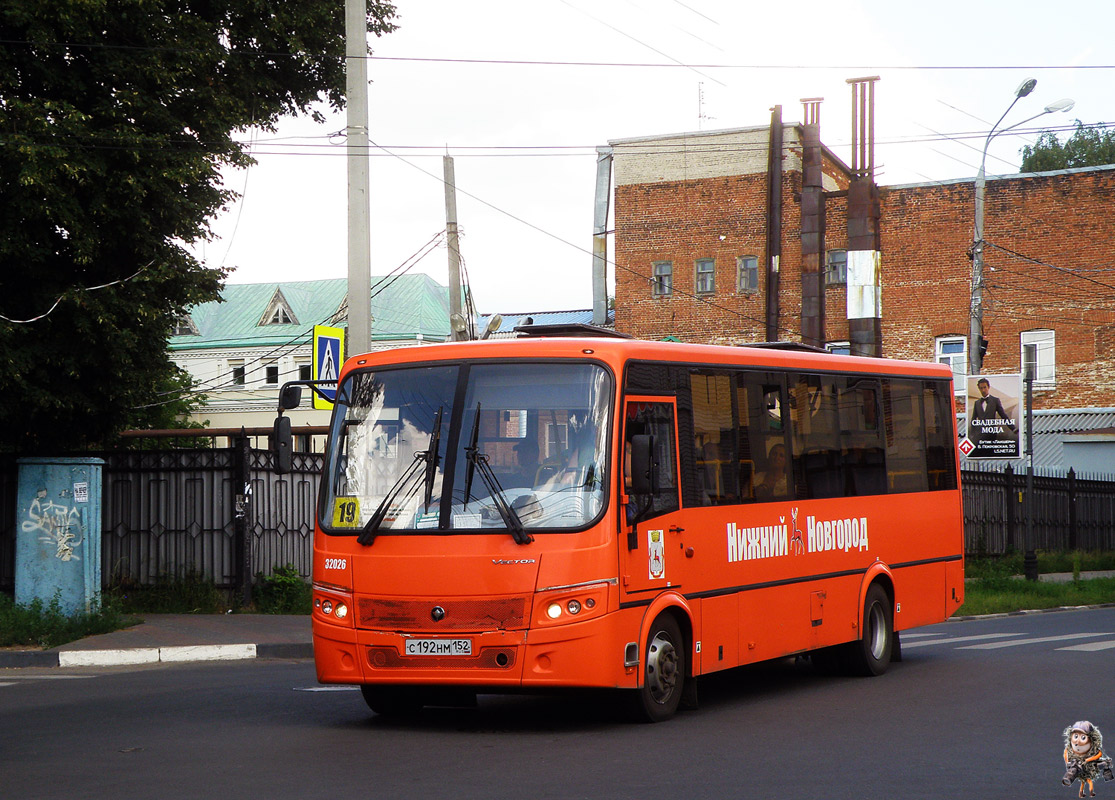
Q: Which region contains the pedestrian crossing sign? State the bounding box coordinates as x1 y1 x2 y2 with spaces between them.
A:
312 325 344 410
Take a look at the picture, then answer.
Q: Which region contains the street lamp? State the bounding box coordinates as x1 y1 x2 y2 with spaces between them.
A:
969 80 1075 376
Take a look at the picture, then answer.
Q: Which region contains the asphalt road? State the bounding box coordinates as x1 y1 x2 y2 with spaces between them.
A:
3 607 1113 800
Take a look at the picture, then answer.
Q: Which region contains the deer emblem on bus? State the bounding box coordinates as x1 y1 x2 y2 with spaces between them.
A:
790 508 805 555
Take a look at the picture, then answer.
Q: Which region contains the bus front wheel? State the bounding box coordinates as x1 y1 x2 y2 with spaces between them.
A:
631 613 685 723
847 584 893 676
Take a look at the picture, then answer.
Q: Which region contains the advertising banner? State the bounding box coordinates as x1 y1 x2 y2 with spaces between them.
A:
960 373 1021 460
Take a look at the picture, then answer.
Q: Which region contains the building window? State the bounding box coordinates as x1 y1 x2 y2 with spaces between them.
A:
737 255 759 293
826 341 851 356
268 306 294 325
545 422 568 460
935 336 966 393
825 249 847 286
259 289 299 326
229 359 246 386
264 361 279 385
297 361 312 381
1021 329 1055 386
652 261 673 297
695 258 715 294
172 315 199 336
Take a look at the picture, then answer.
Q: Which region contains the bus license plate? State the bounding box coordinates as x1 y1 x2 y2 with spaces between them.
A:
405 638 472 656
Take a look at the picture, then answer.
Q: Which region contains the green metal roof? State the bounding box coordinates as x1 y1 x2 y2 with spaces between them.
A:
169 275 452 351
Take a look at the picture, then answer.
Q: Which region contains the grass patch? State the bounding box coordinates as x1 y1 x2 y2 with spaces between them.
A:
960 551 1115 616
959 577 1115 616
0 593 137 650
253 564 312 615
106 570 232 614
105 566 310 615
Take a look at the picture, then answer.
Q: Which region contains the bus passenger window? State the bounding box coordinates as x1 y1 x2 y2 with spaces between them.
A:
735 374 790 503
883 380 929 493
690 372 736 506
923 381 958 490
841 378 886 496
791 375 843 499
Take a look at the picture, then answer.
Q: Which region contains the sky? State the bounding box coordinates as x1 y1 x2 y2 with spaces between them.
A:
190 0 1113 315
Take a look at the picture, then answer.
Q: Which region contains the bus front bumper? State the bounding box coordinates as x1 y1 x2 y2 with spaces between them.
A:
312 610 639 690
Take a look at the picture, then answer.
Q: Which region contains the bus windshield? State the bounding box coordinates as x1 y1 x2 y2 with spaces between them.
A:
322 360 613 536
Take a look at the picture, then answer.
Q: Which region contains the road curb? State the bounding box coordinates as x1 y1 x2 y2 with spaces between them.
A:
950 601 1115 622
0 650 60 669
1 642 313 669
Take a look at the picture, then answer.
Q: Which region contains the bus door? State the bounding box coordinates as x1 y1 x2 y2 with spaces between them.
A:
620 398 683 597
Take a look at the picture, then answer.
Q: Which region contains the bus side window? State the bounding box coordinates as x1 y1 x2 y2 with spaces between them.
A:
841 378 886 496
883 379 930 493
691 372 737 506
923 380 958 490
736 374 791 503
791 374 843 499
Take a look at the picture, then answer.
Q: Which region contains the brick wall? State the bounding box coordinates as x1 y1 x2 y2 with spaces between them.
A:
611 124 1115 409
881 168 1115 407
612 126 849 346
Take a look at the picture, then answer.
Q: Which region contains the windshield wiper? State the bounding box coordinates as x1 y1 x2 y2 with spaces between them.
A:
422 406 444 511
357 406 443 546
463 402 532 545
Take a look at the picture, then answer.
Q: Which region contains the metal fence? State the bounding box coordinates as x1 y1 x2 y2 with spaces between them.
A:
3 459 1114 596
0 445 322 596
962 465 1115 555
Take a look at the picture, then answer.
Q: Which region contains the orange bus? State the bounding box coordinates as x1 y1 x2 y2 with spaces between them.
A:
274 326 964 721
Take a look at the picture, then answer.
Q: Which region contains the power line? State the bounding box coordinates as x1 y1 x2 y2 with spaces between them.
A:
0 263 151 324
985 240 1115 293
4 38 1115 72
142 231 448 409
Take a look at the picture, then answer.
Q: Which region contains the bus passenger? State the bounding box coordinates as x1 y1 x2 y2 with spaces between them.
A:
509 438 540 488
754 443 788 500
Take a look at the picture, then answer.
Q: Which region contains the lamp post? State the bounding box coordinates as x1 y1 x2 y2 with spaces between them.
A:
969 80 1074 376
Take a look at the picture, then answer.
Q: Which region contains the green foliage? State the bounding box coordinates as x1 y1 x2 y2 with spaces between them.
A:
0 592 134 649
1020 120 1115 172
960 551 1115 616
959 577 1115 617
254 564 312 615
0 0 397 453
106 570 230 614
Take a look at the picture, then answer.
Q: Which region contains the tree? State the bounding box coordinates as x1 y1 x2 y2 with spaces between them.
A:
0 0 397 453
1020 120 1115 172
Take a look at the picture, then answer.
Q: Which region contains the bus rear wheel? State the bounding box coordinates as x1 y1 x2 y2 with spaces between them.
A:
846 584 893 676
631 614 685 723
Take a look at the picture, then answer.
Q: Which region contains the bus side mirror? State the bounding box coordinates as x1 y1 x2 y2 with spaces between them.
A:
274 415 293 474
279 384 303 411
630 434 655 494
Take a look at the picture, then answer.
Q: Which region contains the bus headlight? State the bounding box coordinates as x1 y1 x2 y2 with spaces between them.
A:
533 581 612 627
313 582 355 628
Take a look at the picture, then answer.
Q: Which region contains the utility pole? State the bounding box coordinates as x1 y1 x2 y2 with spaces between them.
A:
345 0 372 355
443 155 466 340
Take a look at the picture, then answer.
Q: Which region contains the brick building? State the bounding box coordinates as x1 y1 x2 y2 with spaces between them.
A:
609 122 1115 410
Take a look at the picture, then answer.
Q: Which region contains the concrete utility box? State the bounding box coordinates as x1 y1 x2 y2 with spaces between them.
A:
15 457 104 615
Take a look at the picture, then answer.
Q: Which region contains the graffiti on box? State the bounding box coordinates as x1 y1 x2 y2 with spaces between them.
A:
21 488 84 562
